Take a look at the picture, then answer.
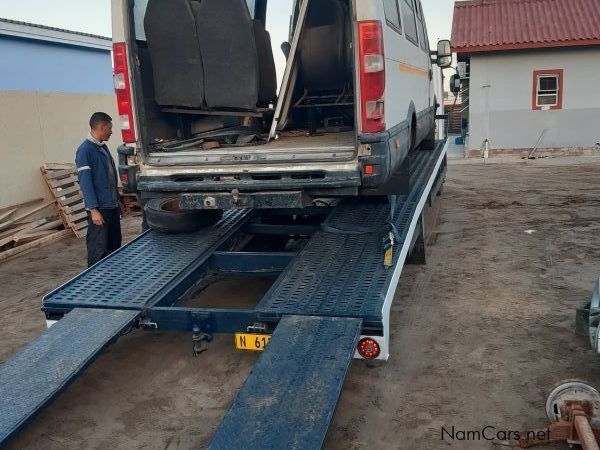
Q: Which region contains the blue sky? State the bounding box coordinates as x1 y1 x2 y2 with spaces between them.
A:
0 0 455 83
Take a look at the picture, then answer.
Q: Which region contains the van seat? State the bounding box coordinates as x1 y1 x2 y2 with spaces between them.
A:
196 0 261 110
253 20 278 104
144 0 205 108
300 0 352 94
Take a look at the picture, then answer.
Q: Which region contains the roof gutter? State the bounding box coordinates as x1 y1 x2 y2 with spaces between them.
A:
0 20 112 51
453 39 600 55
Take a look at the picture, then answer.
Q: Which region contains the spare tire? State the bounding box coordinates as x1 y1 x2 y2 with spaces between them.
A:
144 198 223 233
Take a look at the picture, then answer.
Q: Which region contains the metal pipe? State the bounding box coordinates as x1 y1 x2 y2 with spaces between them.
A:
574 415 600 450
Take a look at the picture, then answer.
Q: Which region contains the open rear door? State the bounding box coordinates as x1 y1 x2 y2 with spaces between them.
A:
268 0 310 141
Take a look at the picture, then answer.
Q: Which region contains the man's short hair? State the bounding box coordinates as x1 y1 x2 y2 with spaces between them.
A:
89 112 113 129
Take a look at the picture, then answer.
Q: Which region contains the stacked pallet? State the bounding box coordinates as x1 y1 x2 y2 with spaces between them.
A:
444 102 463 135
120 190 141 217
40 163 88 238
0 198 70 263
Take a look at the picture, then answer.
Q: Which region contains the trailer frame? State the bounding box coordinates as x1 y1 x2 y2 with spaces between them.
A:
0 139 448 448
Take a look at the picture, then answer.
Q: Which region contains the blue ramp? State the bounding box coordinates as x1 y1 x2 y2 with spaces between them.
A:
209 315 362 450
0 308 139 444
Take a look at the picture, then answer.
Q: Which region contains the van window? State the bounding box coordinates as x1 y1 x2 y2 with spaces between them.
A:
415 0 429 52
383 0 402 33
400 0 419 46
132 0 257 40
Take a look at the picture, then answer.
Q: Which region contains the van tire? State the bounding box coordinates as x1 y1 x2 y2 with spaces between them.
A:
409 116 417 151
420 124 437 150
144 198 223 233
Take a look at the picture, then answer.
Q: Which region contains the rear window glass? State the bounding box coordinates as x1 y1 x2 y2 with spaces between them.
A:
383 0 402 33
400 0 419 45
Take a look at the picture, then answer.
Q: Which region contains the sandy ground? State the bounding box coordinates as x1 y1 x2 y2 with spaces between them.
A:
3 157 600 449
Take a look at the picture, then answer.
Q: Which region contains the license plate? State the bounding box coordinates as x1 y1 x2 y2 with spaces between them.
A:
235 333 271 351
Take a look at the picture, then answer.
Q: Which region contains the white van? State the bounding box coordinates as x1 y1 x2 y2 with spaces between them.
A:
111 0 451 229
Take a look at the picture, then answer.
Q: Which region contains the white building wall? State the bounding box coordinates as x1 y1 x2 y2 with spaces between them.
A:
0 91 121 207
467 47 600 151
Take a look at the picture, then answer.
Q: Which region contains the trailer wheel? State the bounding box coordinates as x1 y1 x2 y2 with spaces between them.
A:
144 198 223 233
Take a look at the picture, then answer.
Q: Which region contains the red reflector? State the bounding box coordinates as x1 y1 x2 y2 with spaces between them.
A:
358 21 385 134
120 173 129 185
113 42 137 143
364 164 374 175
357 338 380 359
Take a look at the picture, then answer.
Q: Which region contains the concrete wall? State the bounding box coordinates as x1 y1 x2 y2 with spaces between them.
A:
467 47 600 152
0 32 119 209
0 36 113 94
0 90 121 207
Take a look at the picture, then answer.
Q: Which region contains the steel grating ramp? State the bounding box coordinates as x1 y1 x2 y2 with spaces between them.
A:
257 144 447 325
209 315 362 450
43 209 252 311
0 308 140 444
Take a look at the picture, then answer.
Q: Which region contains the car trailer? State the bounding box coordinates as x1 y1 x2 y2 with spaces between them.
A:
0 140 447 448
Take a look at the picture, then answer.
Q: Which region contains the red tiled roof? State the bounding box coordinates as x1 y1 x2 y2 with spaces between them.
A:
451 0 600 53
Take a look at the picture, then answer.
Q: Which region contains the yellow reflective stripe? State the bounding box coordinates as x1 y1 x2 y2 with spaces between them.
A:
399 63 429 77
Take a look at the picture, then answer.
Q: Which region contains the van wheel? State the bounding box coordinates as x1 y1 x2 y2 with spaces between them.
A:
144 198 223 233
409 117 417 151
420 125 436 150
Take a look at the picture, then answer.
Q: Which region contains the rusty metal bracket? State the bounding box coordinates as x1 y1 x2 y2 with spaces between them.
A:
517 381 600 450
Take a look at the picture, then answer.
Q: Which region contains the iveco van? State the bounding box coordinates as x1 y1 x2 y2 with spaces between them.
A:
111 0 451 228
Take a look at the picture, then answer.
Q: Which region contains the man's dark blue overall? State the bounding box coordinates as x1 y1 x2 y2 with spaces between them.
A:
75 135 122 267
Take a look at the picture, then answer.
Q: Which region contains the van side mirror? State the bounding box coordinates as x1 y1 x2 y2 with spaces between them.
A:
450 74 461 95
436 40 452 68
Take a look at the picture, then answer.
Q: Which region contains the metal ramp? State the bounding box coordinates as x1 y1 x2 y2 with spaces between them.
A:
258 143 447 328
42 209 252 312
209 316 362 450
0 308 139 443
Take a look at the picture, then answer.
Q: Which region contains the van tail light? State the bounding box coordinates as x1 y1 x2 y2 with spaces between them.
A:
358 21 385 134
113 42 137 143
357 337 381 359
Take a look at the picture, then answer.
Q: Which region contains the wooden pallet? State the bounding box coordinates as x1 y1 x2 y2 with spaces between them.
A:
0 198 68 263
41 163 88 238
120 190 141 217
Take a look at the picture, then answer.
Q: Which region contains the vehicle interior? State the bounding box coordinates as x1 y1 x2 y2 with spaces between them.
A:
132 0 356 155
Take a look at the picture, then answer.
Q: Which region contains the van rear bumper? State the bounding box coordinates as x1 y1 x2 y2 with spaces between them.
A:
138 169 362 193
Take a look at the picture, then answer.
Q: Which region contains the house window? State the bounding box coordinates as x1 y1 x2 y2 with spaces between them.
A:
532 69 563 110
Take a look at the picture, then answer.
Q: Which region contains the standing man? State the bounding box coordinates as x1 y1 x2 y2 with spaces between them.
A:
76 112 122 267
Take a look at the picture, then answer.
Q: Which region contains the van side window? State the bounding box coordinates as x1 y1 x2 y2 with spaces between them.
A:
246 0 256 18
400 0 419 46
383 0 402 33
415 0 429 52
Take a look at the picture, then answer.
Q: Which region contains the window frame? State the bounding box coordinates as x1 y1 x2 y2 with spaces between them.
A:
400 0 419 47
532 69 563 110
415 0 429 53
383 0 403 34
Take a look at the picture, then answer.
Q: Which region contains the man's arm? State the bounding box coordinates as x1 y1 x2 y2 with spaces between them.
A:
76 147 104 226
